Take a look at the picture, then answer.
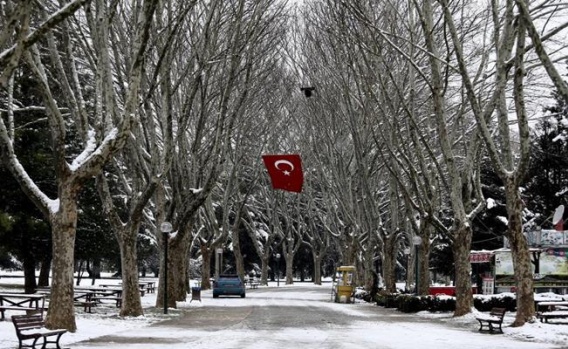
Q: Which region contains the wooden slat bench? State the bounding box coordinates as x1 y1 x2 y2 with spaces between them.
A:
12 314 67 349
475 307 506 333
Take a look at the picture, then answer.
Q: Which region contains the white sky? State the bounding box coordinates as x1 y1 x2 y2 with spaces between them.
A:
1 274 568 348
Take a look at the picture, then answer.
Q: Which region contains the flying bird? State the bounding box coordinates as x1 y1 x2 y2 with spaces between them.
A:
300 87 315 98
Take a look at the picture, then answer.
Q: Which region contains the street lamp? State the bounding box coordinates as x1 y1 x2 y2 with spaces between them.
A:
403 248 411 292
276 253 281 287
412 236 422 294
215 248 223 281
161 221 173 314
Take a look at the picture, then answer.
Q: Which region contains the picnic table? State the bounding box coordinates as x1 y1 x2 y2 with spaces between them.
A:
36 287 118 312
0 293 46 320
535 300 568 323
141 281 156 293
536 300 568 311
100 282 151 296
75 287 123 308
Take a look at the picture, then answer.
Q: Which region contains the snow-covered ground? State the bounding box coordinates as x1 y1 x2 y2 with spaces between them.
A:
0 273 567 348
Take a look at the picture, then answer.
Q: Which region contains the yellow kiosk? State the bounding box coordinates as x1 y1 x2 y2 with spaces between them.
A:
334 265 356 303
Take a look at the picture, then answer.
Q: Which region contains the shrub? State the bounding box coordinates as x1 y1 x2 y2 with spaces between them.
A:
372 293 516 313
473 295 516 312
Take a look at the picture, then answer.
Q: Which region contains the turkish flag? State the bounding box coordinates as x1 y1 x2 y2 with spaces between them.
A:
262 154 303 193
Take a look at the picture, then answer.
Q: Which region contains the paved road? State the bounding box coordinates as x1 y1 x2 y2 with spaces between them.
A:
71 285 560 349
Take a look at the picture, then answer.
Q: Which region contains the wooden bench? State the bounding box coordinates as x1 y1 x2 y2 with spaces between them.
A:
12 314 67 349
475 307 506 333
250 282 260 289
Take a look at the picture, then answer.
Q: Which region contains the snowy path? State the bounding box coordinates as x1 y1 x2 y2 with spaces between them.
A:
63 285 561 349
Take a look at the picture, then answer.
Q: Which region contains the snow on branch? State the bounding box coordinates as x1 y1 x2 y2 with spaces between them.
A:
0 0 90 65
68 128 117 172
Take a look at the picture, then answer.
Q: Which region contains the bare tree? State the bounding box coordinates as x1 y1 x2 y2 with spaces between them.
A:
153 0 291 309
94 0 196 317
0 0 158 330
438 0 568 325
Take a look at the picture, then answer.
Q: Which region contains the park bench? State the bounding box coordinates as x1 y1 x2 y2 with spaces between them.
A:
475 307 506 333
246 277 260 289
12 314 67 349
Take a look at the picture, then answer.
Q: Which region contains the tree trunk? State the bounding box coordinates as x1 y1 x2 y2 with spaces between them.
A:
312 250 323 285
417 233 431 295
75 260 84 286
117 225 143 317
90 259 101 286
45 192 78 332
453 225 474 316
363 244 375 290
505 182 534 326
285 252 294 285
200 245 212 290
406 247 413 293
38 256 51 287
260 254 270 285
23 252 37 294
383 233 397 293
169 231 192 303
157 233 168 309
232 229 246 281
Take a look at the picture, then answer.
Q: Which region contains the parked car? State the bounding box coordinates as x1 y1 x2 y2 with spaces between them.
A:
213 275 246 298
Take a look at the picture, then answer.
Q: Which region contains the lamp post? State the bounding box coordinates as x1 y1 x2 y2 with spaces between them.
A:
412 236 422 295
276 253 281 287
215 248 223 281
403 248 411 292
161 222 172 314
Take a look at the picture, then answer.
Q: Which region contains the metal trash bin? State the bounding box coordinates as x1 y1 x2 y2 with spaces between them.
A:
190 287 201 302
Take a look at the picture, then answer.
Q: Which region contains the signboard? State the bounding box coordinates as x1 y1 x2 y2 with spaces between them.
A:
495 249 568 276
469 252 492 263
540 229 567 246
521 229 568 247
494 251 516 275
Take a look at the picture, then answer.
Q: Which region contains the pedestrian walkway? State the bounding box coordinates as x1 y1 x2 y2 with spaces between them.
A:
64 285 562 349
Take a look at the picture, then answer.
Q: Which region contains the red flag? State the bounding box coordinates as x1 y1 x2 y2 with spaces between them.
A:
262 154 303 193
555 219 564 231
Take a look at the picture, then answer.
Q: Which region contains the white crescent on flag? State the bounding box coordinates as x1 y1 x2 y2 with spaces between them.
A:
274 160 294 175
